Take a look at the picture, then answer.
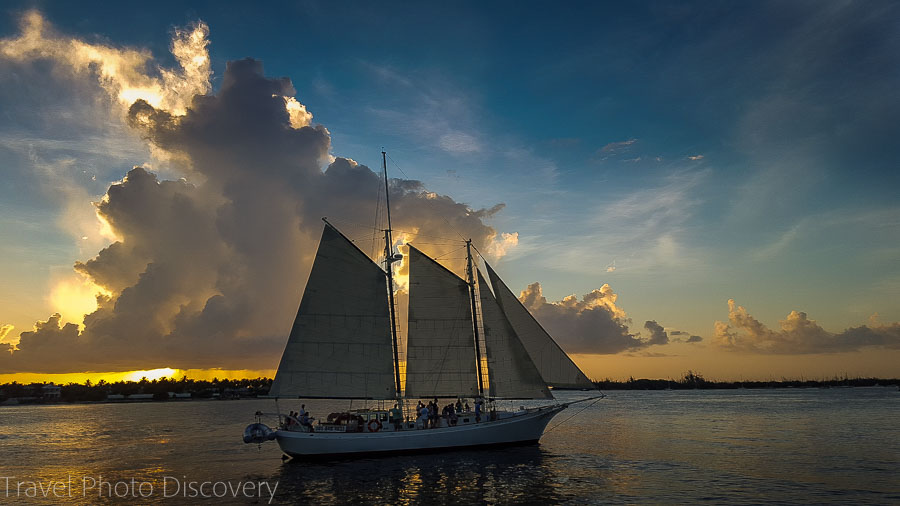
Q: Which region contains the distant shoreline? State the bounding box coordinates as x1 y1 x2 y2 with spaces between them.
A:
0 397 262 407
0 377 272 405
2 374 898 405
593 375 900 390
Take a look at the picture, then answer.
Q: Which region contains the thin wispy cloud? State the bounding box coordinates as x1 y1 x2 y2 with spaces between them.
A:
748 207 900 262
358 61 414 88
544 169 709 275
438 131 481 154
593 138 637 162
599 138 636 153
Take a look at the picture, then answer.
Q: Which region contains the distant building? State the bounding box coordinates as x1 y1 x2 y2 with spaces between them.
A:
41 383 61 399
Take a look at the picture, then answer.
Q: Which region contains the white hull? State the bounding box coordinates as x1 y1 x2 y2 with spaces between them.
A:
275 404 566 457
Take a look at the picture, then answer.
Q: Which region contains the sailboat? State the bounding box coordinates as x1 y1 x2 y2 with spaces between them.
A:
243 152 601 458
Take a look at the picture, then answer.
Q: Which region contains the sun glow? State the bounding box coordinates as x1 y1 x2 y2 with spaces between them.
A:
1 11 211 119
124 368 176 381
0 368 277 385
49 275 111 328
281 95 313 128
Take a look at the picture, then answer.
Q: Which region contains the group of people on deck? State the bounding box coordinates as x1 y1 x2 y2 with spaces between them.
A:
415 397 486 429
285 397 496 433
285 404 314 431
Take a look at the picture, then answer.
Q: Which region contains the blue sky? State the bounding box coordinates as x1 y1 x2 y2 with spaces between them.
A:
1 1 899 379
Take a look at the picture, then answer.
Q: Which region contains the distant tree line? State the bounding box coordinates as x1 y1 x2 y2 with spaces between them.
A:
593 371 900 390
3 372 899 403
0 376 272 403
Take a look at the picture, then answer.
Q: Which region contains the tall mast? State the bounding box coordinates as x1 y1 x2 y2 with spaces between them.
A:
383 151 403 399
466 239 485 396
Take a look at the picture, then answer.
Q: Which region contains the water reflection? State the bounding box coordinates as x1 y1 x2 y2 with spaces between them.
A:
273 445 563 504
3 390 898 503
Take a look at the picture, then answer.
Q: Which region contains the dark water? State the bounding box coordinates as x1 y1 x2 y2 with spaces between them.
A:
2 388 898 504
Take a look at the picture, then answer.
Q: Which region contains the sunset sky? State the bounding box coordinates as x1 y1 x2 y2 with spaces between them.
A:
1 1 899 384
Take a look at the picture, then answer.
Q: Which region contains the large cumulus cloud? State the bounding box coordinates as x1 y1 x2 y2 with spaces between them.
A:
714 299 900 354
1 12 700 375
1 24 511 373
516 281 649 354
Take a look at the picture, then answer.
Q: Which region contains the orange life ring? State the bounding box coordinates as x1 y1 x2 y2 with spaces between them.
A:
368 419 382 432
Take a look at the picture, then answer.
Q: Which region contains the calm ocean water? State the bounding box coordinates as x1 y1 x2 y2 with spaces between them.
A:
1 388 898 504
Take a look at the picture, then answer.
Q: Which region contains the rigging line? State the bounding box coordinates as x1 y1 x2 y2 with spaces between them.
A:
324 217 381 231
346 233 385 245
391 229 469 242
386 153 411 180
372 168 385 260
328 218 467 244
543 395 606 434
406 241 467 247
385 152 469 243
432 244 468 261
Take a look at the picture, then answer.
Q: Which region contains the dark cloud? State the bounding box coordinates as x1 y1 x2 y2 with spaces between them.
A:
670 330 703 343
2 58 511 373
715 299 900 354
643 320 669 346
5 314 81 364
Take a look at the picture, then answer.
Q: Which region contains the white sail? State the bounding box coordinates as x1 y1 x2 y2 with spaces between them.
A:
269 224 397 399
484 262 595 390
405 245 480 398
478 269 552 399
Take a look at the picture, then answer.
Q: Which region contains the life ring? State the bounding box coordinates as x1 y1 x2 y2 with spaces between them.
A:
368 419 382 432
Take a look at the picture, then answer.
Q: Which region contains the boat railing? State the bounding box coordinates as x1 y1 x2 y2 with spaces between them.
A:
316 424 348 433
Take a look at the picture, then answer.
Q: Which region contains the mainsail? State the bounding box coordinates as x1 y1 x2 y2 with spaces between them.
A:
484 262 595 390
269 224 397 399
477 269 552 399
405 245 480 398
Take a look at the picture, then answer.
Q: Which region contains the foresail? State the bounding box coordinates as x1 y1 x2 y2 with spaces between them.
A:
484 262 596 390
405 245 480 398
478 269 552 399
269 224 397 399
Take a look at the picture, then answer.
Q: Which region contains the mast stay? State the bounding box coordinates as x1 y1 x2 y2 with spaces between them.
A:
466 239 486 396
382 150 403 401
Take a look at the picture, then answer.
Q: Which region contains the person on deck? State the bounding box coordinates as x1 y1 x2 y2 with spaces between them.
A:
417 403 428 429
474 399 482 422
299 410 313 431
389 404 402 430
